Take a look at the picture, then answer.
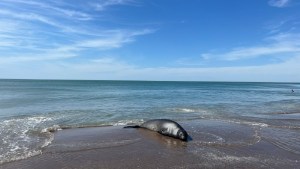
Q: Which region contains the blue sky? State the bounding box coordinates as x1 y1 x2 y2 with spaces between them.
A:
0 0 300 82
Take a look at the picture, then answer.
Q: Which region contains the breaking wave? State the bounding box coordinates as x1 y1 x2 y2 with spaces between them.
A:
0 116 55 164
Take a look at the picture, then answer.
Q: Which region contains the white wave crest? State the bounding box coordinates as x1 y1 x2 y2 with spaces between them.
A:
225 120 269 128
180 108 197 112
171 107 209 114
0 116 55 164
113 119 145 126
41 125 62 133
0 149 42 165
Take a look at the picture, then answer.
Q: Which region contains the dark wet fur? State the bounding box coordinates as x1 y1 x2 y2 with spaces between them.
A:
123 125 140 128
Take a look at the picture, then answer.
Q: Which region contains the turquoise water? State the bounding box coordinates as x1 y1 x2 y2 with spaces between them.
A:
0 79 300 164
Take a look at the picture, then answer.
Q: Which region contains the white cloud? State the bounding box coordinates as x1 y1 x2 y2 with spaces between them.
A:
1 0 93 20
2 54 300 82
268 0 290 8
264 19 290 34
0 28 154 64
0 0 155 63
0 51 77 64
201 33 300 61
0 1 138 37
0 19 37 48
75 29 154 49
91 0 136 11
0 9 65 30
0 9 95 36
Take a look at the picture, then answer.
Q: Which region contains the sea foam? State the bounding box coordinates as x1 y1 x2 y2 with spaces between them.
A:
0 116 55 164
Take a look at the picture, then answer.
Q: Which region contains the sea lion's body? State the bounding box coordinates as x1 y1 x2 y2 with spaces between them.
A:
124 119 188 141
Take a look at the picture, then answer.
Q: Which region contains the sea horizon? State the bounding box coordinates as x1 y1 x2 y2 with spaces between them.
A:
1 78 299 83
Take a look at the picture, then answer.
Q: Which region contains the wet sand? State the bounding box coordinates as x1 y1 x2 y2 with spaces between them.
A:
1 120 299 169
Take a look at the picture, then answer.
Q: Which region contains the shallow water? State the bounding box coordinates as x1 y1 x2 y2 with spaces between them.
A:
0 79 300 164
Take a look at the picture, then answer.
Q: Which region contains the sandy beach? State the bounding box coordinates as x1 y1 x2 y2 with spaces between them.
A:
1 119 299 169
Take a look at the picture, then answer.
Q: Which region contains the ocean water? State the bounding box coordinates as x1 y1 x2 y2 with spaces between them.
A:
0 79 300 164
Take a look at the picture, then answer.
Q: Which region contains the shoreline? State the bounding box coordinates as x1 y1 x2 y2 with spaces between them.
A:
1 119 299 169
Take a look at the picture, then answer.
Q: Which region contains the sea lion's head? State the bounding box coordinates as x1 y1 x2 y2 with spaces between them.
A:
177 129 188 141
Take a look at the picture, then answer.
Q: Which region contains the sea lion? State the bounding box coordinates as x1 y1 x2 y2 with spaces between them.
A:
124 119 188 141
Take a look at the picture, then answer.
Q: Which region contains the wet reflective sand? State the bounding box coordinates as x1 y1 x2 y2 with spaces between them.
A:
1 119 299 169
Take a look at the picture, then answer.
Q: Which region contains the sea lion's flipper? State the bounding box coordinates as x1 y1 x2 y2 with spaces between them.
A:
123 125 140 128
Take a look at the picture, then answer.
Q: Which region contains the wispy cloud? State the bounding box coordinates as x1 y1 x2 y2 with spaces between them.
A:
268 0 290 8
75 29 154 49
0 19 40 49
0 9 63 29
49 29 154 56
201 33 300 61
90 0 137 11
0 28 153 63
0 8 95 35
3 55 300 82
1 0 93 20
0 51 77 64
0 0 154 64
264 17 300 35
